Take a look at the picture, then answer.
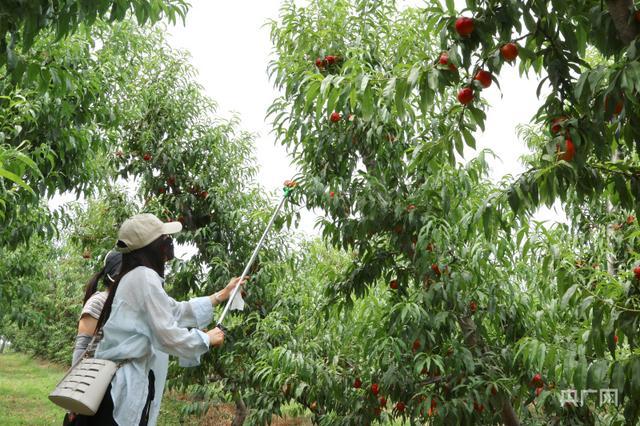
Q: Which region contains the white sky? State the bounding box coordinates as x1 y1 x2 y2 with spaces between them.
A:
165 0 566 229
168 1 290 189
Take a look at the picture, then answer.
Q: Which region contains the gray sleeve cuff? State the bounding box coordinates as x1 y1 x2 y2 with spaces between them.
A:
72 334 93 365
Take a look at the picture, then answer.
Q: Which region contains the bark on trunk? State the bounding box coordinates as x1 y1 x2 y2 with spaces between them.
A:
458 317 521 426
458 316 480 349
607 151 620 276
607 0 639 44
501 400 521 426
231 390 249 426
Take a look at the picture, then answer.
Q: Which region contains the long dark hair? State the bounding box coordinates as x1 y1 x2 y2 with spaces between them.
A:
83 252 123 305
83 269 107 305
94 237 168 334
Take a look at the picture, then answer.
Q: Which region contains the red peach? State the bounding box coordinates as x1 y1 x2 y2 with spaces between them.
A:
474 70 492 88
455 17 474 37
412 338 421 352
325 55 337 65
371 383 379 395
431 263 441 275
633 265 640 280
500 43 519 61
457 87 474 105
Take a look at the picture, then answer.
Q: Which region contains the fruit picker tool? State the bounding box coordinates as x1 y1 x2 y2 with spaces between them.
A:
215 181 296 334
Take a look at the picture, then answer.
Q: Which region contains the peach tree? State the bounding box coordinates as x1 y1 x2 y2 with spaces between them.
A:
0 19 203 310
0 0 188 81
0 1 186 245
266 0 640 424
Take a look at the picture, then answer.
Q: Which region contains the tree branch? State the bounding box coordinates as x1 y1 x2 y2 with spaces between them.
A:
231 388 249 426
607 0 639 44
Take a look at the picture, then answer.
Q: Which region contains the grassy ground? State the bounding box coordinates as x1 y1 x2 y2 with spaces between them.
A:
0 351 68 425
0 351 310 425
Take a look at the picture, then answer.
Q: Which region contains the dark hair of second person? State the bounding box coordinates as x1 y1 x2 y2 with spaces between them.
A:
95 235 172 334
82 251 122 305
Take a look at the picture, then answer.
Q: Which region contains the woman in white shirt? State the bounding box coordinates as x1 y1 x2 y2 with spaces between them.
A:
73 213 244 426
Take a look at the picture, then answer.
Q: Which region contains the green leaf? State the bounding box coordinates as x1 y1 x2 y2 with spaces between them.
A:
535 343 546 371
326 87 341 116
395 78 407 116
629 357 640 397
561 284 578 308
295 382 308 398
461 127 475 149
419 73 434 115
56 13 71 41
468 107 486 132
0 168 34 193
349 87 357 111
361 87 374 121
320 75 333 97
408 64 421 88
574 360 587 391
587 360 608 390
611 361 625 396
482 207 492 238
518 46 537 63
383 77 396 100
507 189 520 214
427 70 439 91
445 0 455 14
453 132 463 157
22 16 39 52
360 74 370 93
304 81 321 112
574 72 590 102
26 62 40 84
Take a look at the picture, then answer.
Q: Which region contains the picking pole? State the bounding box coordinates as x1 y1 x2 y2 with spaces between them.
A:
216 191 289 328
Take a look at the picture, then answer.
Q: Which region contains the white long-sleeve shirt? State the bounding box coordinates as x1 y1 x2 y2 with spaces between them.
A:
95 266 213 425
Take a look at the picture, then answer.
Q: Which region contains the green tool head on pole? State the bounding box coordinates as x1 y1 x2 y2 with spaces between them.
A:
283 179 297 197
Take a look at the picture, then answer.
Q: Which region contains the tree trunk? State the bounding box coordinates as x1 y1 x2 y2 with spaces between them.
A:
0 338 5 354
458 317 521 426
607 0 639 44
607 150 620 276
458 316 480 349
231 389 248 426
501 400 521 426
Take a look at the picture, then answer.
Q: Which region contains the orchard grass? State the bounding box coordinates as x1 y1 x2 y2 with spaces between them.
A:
0 351 313 425
0 350 209 425
0 350 67 425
